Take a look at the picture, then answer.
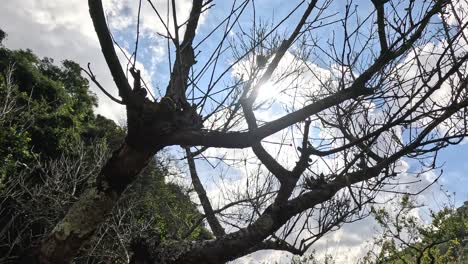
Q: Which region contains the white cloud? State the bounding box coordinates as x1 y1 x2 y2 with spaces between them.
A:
0 0 200 123
1 1 125 121
104 0 195 38
445 1 468 27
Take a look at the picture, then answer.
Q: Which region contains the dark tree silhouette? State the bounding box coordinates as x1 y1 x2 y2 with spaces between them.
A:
36 0 468 263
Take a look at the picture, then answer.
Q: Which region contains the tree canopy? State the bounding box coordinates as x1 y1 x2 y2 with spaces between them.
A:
361 197 468 264
3 0 468 263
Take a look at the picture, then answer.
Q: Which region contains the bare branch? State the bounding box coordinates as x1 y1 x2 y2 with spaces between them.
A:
88 0 133 104
185 147 225 237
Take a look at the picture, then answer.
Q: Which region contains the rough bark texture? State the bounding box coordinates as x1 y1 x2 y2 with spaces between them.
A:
149 187 338 264
165 0 203 108
38 189 116 264
37 143 155 263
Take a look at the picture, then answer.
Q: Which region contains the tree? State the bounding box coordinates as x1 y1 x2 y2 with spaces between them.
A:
0 48 98 160
0 42 103 189
0 139 212 263
360 196 467 264
0 64 33 190
0 29 6 46
36 0 468 263
0 43 211 263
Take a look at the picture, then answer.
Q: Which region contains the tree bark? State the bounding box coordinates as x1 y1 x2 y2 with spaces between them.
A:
37 142 157 264
185 148 225 237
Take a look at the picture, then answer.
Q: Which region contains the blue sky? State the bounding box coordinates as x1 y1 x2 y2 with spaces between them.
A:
1 1 467 263
435 144 468 205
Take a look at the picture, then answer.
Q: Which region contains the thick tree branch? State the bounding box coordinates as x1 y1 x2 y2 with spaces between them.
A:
244 239 302 256
371 0 388 52
152 90 468 263
274 120 312 204
290 120 313 178
168 0 448 148
241 86 291 183
185 148 225 237
38 143 157 264
167 85 373 148
165 0 204 108
88 0 133 104
290 49 468 159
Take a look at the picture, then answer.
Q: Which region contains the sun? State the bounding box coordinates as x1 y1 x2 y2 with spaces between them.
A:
256 80 281 102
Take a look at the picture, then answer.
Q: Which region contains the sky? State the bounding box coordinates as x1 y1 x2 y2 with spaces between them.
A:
1 1 467 263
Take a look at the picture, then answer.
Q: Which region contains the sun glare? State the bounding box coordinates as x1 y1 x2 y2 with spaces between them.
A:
257 80 280 101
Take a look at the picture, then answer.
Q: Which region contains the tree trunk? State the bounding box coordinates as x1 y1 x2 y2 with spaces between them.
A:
37 142 157 264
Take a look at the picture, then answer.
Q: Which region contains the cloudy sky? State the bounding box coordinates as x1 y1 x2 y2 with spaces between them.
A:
1 1 468 263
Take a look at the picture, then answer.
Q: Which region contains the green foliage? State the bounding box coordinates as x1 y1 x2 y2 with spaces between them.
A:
0 67 33 189
0 43 123 186
0 46 98 159
0 29 5 45
130 160 213 242
361 196 468 264
75 157 212 263
290 251 336 264
82 114 125 149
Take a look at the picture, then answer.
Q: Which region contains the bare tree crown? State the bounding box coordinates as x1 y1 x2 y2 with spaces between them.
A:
37 0 468 263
